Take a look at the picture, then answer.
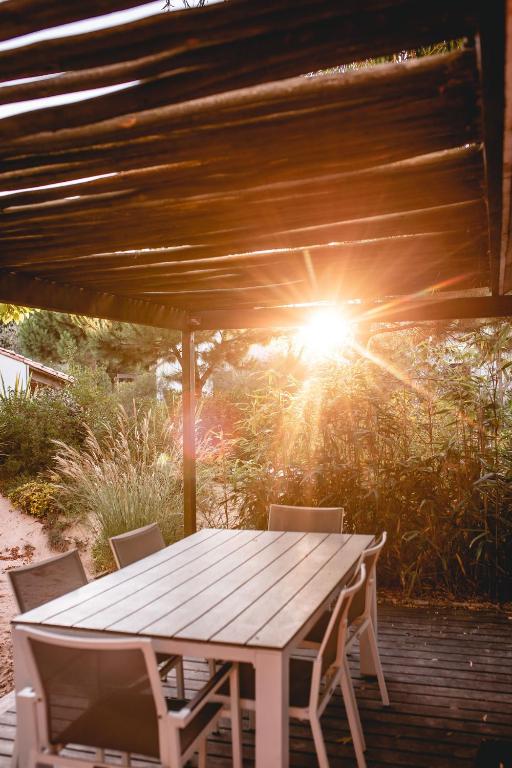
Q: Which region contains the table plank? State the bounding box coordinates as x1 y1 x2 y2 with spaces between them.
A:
136 531 304 638
54 529 261 629
108 529 266 633
212 533 352 646
175 531 330 642
146 531 322 639
250 533 374 648
46 531 247 629
14 528 223 624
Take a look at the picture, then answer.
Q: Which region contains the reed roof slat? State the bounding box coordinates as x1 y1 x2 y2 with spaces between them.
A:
0 0 506 326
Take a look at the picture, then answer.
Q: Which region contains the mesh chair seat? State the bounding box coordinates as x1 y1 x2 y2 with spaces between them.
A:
8 549 87 614
59 692 223 758
19 628 242 768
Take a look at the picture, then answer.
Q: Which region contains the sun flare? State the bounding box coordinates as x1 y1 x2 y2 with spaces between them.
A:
294 308 354 362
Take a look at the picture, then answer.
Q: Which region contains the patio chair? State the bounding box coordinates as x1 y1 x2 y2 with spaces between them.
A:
16 627 242 768
8 546 184 697
7 549 88 614
268 504 344 533
218 563 368 768
109 523 185 695
304 532 390 706
109 522 165 569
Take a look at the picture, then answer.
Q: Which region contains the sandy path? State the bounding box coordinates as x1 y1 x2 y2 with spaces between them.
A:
0 494 54 695
0 495 93 696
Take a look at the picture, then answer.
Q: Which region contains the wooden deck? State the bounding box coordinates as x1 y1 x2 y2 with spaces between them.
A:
0 602 510 767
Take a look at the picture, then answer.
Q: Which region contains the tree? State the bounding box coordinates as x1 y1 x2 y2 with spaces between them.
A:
0 304 31 324
89 321 270 395
18 311 91 367
18 310 273 393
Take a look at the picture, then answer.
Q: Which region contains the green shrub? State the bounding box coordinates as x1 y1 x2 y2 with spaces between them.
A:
68 365 119 440
8 480 59 519
53 409 183 572
0 385 84 479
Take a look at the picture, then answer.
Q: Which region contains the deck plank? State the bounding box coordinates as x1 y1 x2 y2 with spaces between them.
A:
2 602 511 767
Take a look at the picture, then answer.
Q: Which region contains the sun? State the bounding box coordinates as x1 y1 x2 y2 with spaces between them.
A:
294 308 354 362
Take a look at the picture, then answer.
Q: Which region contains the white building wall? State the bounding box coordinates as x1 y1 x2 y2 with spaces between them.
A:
0 354 28 392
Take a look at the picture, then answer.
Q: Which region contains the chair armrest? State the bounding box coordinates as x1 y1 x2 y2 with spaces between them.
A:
170 662 235 728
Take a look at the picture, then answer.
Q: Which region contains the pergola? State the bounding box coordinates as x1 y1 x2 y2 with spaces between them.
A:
1 0 511 535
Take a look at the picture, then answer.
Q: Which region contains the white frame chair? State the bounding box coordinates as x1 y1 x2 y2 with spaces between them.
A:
108 523 185 696
217 563 368 768
268 504 344 533
303 532 389 706
345 532 389 705
109 522 165 569
7 549 88 614
16 626 242 768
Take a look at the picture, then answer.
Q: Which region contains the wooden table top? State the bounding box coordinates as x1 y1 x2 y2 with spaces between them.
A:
14 529 373 650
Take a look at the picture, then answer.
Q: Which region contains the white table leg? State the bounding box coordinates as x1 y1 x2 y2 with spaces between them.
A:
11 625 37 768
359 577 378 676
255 649 289 768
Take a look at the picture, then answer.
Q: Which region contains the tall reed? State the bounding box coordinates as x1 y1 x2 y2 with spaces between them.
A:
53 408 183 570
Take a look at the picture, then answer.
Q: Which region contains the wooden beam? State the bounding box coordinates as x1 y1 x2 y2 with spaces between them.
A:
0 270 188 330
190 296 512 329
0 201 488 275
476 0 506 294
0 148 485 262
500 0 512 293
22 230 484 283
0 0 148 43
0 0 479 90
0 49 480 201
182 329 197 537
1 48 479 163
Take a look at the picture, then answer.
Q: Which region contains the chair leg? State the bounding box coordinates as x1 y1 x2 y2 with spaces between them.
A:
198 737 207 768
310 714 330 768
365 622 389 706
176 659 185 699
230 666 243 768
340 657 367 768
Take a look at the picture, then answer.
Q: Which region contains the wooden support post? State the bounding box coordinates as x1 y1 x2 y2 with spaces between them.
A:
182 329 196 536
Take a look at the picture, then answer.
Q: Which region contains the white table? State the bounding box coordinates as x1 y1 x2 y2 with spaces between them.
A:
12 528 374 768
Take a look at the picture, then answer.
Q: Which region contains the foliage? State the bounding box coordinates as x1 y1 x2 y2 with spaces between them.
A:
0 322 22 353
0 384 84 478
68 365 119 439
19 311 90 366
0 304 32 324
18 310 271 392
52 409 184 572
229 323 512 602
8 480 59 519
116 371 158 415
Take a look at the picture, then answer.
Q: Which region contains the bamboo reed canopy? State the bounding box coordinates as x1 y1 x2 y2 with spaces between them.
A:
0 0 511 331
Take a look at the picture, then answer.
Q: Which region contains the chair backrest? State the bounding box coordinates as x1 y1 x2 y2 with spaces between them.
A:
19 626 166 759
7 549 87 614
310 562 366 703
109 523 165 568
268 504 344 533
348 532 387 624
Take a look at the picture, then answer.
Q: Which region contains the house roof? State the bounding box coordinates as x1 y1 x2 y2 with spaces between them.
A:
0 0 510 329
0 346 73 383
